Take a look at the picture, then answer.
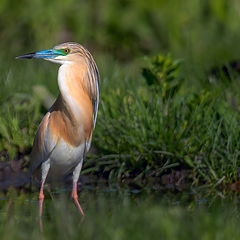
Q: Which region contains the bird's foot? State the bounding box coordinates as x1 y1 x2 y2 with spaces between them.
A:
72 192 85 217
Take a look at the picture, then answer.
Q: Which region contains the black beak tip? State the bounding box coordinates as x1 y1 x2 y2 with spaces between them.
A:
16 52 36 59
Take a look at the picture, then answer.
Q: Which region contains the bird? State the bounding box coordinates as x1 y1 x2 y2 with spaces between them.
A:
16 42 100 218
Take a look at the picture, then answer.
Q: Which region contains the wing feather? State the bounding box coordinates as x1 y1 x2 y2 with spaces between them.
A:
86 55 100 128
30 112 56 174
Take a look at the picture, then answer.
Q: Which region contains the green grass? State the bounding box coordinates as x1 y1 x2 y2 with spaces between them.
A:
1 1 240 187
0 189 240 240
2 1 240 239
86 54 240 186
1 53 240 187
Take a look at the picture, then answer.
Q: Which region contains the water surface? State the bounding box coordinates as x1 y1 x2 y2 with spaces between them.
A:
0 184 240 240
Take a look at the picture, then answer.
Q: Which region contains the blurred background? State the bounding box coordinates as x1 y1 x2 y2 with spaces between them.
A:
2 1 240 239
1 0 240 64
1 0 240 183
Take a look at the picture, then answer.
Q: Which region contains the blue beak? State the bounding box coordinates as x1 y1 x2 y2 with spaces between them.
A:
16 49 59 59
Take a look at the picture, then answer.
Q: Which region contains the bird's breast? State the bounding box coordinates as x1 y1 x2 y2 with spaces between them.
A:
48 139 89 177
57 63 94 142
50 139 86 163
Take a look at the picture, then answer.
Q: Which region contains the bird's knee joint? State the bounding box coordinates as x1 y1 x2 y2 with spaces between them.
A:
72 193 78 200
39 193 45 200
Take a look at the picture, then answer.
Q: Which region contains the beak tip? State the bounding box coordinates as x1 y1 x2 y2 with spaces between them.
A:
15 52 36 59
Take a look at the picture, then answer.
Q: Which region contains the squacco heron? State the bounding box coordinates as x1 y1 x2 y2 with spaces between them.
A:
16 42 100 218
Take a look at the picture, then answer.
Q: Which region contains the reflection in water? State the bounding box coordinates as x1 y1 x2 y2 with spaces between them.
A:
0 184 239 239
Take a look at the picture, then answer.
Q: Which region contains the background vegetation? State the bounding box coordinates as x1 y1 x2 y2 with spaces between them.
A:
1 0 240 187
2 1 240 239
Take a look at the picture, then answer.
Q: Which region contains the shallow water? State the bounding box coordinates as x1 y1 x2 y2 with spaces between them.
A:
0 183 232 211
0 183 240 240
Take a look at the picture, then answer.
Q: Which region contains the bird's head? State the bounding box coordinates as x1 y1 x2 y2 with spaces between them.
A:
16 42 91 64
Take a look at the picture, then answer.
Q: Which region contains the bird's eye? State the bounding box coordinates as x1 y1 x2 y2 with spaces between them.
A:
64 48 70 54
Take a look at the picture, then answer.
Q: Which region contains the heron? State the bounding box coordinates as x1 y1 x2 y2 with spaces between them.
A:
16 42 100 218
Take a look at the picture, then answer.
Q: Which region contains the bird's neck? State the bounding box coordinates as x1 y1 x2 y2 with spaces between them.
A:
57 62 93 129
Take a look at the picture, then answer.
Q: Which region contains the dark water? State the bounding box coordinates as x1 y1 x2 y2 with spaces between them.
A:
0 177 235 207
0 165 239 240
1 180 240 240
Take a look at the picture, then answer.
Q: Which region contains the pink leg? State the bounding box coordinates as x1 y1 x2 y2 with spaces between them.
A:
38 159 50 232
39 180 45 218
72 182 85 216
39 180 45 232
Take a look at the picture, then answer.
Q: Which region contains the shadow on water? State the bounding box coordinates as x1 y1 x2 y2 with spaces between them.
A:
0 179 238 210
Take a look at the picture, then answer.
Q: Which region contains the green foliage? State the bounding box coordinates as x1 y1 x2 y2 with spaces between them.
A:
0 94 41 160
1 0 240 65
142 54 183 99
1 0 240 186
91 53 240 184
